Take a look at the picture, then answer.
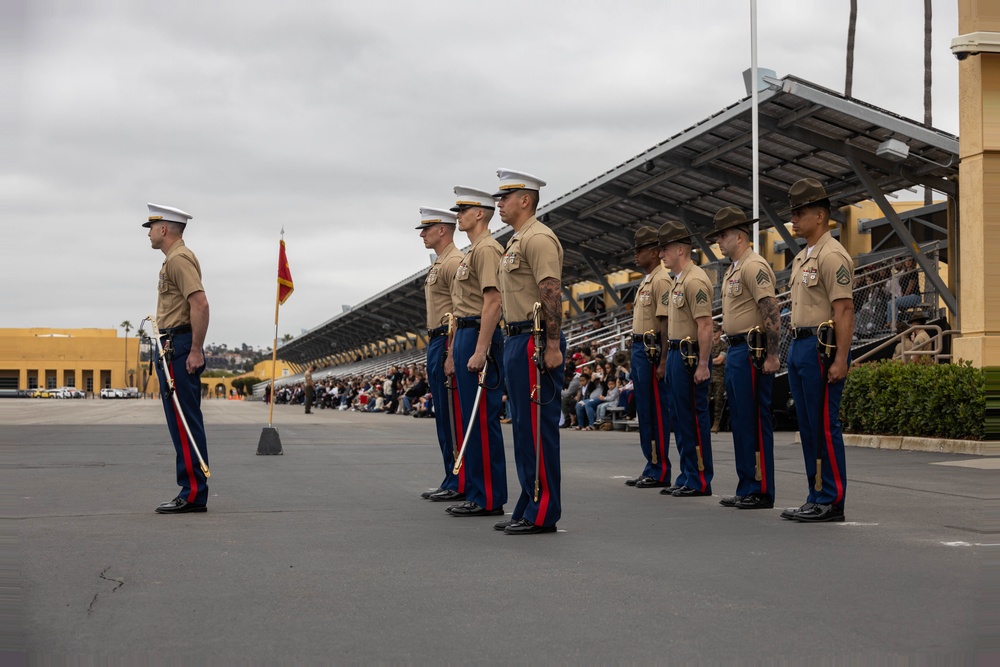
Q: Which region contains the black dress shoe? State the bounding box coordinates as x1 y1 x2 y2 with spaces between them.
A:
155 497 206 514
428 489 465 502
624 476 642 487
635 476 670 489
672 486 712 497
793 504 845 523
420 487 443 499
503 518 557 535
719 495 743 507
659 484 682 495
494 518 514 531
735 493 774 510
780 502 816 520
449 502 505 517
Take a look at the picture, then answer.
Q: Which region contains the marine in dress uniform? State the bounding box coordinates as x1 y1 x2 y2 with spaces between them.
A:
708 207 780 510
493 169 564 535
144 203 211 515
782 179 855 523
624 226 673 489
443 187 508 518
416 208 467 503
657 221 714 497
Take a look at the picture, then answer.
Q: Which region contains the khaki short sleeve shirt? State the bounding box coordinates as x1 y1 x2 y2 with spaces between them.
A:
789 232 854 328
451 230 503 318
721 248 776 335
632 263 671 334
667 262 713 340
424 242 463 329
157 240 205 329
498 217 563 323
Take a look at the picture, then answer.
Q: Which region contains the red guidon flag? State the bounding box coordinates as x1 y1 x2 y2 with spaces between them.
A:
277 239 294 305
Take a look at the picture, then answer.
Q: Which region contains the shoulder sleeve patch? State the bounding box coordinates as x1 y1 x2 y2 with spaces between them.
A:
660 293 669 305
755 268 771 285
836 264 851 286
695 288 708 304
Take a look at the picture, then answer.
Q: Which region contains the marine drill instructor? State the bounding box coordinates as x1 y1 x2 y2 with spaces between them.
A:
145 203 211 514
658 220 714 498
708 207 780 510
783 178 855 523
624 226 673 490
494 169 565 535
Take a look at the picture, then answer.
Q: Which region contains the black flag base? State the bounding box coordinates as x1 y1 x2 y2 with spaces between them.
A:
257 427 283 455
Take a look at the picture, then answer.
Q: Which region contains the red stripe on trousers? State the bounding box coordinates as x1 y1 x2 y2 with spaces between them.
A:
167 361 199 503
478 389 493 509
691 381 708 492
527 337 550 526
452 384 465 493
820 364 844 504
652 375 668 481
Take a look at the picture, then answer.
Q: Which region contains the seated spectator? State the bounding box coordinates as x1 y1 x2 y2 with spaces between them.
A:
893 310 933 362
594 378 621 424
573 371 603 430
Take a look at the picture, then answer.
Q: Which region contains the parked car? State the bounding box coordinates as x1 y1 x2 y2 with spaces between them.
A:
56 387 85 398
100 388 118 399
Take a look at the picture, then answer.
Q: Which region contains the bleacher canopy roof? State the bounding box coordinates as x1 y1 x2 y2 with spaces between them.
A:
278 74 959 366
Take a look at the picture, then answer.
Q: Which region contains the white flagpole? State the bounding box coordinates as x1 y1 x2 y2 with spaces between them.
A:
750 0 760 253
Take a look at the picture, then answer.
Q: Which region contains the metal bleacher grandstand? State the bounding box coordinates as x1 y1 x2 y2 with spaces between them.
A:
257 74 959 421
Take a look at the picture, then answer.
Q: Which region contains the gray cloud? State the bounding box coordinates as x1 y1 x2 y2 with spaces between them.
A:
7 0 958 348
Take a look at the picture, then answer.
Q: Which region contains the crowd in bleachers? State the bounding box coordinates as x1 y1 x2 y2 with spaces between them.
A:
266 362 440 417
262 245 943 418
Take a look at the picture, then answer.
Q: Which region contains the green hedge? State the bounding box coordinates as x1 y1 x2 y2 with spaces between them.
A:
841 360 985 440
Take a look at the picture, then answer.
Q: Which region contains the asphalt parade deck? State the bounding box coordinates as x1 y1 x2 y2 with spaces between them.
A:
3 400 996 663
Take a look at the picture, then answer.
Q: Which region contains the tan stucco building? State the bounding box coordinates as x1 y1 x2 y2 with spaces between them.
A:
0 328 142 394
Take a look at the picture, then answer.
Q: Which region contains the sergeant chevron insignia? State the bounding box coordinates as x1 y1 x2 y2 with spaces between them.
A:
756 268 770 285
696 289 708 304
836 264 851 286
661 293 669 305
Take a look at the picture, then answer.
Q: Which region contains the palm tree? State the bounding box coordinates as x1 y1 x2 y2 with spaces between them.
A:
120 320 132 387
845 0 857 97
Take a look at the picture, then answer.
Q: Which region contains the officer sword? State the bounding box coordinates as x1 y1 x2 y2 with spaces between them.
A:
814 320 837 493
747 326 767 482
143 315 211 478
452 368 487 475
642 330 661 466
441 313 459 460
679 337 705 472
530 302 545 503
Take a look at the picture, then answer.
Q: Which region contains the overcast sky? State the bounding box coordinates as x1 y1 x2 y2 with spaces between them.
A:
6 1 959 349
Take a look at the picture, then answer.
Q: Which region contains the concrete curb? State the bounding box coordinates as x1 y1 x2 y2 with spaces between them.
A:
843 433 995 456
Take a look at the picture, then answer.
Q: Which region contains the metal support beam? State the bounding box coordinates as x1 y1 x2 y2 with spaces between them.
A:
581 252 626 307
846 154 958 315
563 287 584 316
759 199 800 256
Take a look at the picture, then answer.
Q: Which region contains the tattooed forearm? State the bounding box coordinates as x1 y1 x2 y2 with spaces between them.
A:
758 296 780 354
539 277 562 340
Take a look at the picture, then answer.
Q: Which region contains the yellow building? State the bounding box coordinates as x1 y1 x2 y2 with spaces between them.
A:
0 328 142 395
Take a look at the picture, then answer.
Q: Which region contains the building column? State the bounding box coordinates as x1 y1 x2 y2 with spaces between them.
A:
953 1 1000 367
